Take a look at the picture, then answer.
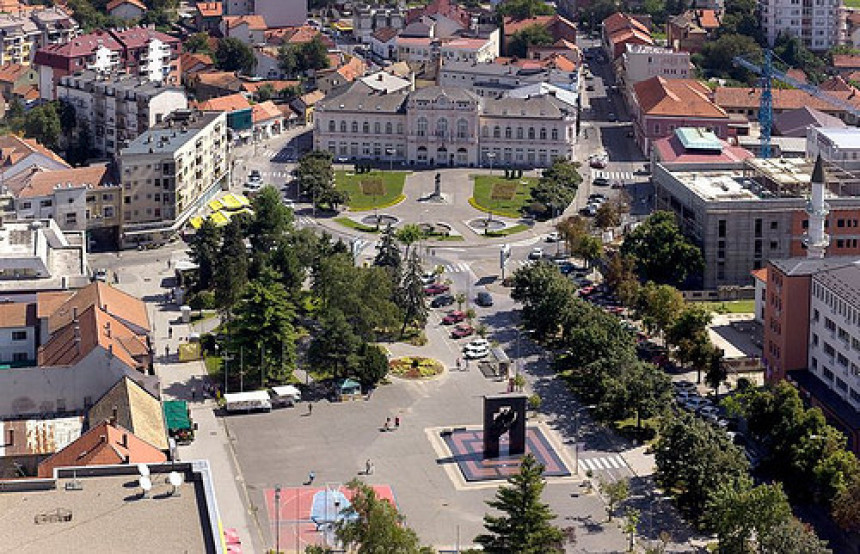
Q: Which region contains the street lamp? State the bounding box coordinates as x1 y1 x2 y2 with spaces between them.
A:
274 485 282 554
386 147 395 172
515 328 534 380
487 151 496 175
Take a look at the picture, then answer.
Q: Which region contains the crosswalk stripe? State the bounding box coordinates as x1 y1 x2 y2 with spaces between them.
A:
593 170 634 181
606 456 622 469
580 458 595 471
592 458 606 470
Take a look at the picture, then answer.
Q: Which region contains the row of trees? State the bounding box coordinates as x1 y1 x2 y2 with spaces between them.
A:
297 150 350 210
529 158 583 219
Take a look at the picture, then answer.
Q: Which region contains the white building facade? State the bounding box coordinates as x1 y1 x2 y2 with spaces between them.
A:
622 44 690 85
759 0 845 51
807 127 860 170
314 83 576 167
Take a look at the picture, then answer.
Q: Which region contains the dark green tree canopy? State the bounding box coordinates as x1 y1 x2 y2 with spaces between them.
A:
215 37 257 74
620 211 703 287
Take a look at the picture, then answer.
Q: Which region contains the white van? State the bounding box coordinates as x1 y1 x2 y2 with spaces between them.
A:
269 385 302 408
224 391 272 413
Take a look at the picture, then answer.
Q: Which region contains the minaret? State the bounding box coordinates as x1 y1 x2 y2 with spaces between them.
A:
803 155 830 259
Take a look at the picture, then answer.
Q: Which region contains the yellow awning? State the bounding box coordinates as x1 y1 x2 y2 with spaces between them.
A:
189 216 204 229
233 207 255 217
208 198 224 211
333 20 353 31
210 211 230 227
221 193 250 211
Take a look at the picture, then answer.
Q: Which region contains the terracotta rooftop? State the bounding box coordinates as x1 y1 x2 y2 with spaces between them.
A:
46 281 150 336
833 54 860 69
241 79 299 93
603 12 649 35
337 56 365 82
697 9 720 28
634 76 727 118
712 86 857 113
0 302 37 328
106 0 147 12
751 267 768 282
194 70 242 89
252 100 282 123
372 26 398 43
36 291 74 319
35 30 121 59
7 165 110 199
653 131 752 163
88 376 168 451
608 27 653 47
195 1 222 17
198 92 251 112
112 26 178 49
37 420 166 478
819 75 855 92
0 135 68 169
224 14 267 30
0 63 32 83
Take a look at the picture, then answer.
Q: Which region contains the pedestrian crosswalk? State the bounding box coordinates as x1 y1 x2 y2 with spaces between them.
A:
296 216 315 227
592 170 634 181
441 262 472 273
578 454 627 472
256 170 292 179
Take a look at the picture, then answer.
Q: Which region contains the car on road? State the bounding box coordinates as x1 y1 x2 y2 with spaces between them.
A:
585 84 595 91
283 199 295 210
611 181 625 189
589 156 608 169
545 231 561 243
336 156 350 163
593 177 610 187
431 294 455 308
421 272 437 285
581 204 597 216
442 310 466 325
248 169 262 183
424 283 450 295
528 247 544 260
464 344 490 359
589 193 606 201
92 268 108 282
476 291 493 307
683 396 712 412
465 338 489 350
607 112 618 122
451 323 474 339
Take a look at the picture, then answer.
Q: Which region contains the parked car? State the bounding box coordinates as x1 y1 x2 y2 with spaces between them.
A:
593 177 610 187
248 169 262 183
92 268 108 282
465 338 489 350
464 344 490 359
442 310 466 325
607 112 618 122
589 157 608 169
682 396 712 412
424 283 450 295
611 181 625 189
431 294 455 308
476 291 494 307
589 193 606 201
545 231 561 243
244 181 263 192
585 84 595 91
451 323 474 339
421 272 437 285
528 247 544 260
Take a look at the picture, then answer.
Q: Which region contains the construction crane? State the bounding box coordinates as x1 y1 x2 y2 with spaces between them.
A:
733 51 860 158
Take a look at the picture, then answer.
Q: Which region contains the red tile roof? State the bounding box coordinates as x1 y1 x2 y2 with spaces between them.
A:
653 132 752 163
224 14 267 31
195 1 222 17
36 30 121 59
603 12 649 35
46 281 150 336
37 420 166 478
819 75 856 92
751 267 768 282
337 56 365 82
240 79 299 93
198 92 251 112
372 26 398 44
106 0 147 12
112 26 179 49
0 134 68 168
634 76 727 118
712 86 857 113
697 9 720 29
0 63 33 84
252 100 282 123
833 54 860 69
8 165 109 199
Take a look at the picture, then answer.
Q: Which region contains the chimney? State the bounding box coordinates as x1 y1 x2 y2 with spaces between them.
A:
99 434 107 443
112 405 118 422
105 320 111 338
72 306 78 321
121 433 128 448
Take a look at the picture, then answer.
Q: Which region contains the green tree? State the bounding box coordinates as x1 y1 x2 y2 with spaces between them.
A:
399 250 428 336
278 36 331 76
189 218 222 291
594 201 621 230
621 211 703 287
215 37 257 74
610 361 672 430
598 478 629 522
511 261 576 344
308 309 361 377
336 479 430 553
556 215 588 259
353 343 389 388
574 234 603 269
213 219 249 311
374 224 402 272
704 347 727 395
531 164 579 217
188 290 216 316
228 280 296 384
603 252 640 307
395 224 425 260
695 34 762 83
185 32 212 54
759 518 831 554
455 292 467 311
507 24 553 58
833 473 860 532
249 185 293 254
581 0 618 30
637 282 685 338
297 150 335 204
496 0 554 20
705 477 793 552
475 454 565 553
21 102 61 151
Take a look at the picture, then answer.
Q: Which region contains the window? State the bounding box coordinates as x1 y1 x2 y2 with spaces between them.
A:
540 128 546 140
718 220 726 238
825 318 836 332
516 127 523 139
328 120 336 132
12 352 27 361
838 353 849 367
363 122 370 134
755 218 762 237
65 213 77 224
836 378 848 391
104 206 114 218
493 126 500 138
436 118 448 137
20 201 31 209
551 129 558 141
40 199 52 208
528 127 535 140
457 118 468 139
386 122 392 134
374 122 381 134
505 126 512 139
770 240 779 250
417 117 427 137
824 342 835 356
340 121 347 133
823 367 834 380
397 123 403 134
770 221 778 230
351 121 358 133
11 331 26 341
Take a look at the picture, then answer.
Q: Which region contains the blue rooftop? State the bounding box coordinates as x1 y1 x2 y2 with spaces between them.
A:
675 127 723 151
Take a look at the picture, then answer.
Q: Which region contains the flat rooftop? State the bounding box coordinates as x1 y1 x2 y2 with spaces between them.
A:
0 462 220 553
121 111 221 157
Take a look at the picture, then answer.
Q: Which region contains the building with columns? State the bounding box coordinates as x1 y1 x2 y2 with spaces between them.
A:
313 83 577 167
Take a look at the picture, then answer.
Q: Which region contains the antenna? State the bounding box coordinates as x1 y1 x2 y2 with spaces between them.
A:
167 471 183 497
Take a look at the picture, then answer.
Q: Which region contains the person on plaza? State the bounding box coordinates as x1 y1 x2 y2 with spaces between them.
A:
168 326 173 339
384 417 391 431
365 459 373 475
307 471 315 485
164 345 169 359
395 416 400 429
308 403 313 415
456 358 461 370
191 387 197 402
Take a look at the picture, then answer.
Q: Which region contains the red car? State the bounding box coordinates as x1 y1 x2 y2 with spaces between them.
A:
451 323 474 338
442 310 466 325
424 283 450 295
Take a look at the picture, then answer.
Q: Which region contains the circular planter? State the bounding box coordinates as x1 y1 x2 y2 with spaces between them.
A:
388 356 444 379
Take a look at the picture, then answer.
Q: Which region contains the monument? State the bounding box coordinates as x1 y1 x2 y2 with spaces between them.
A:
483 394 527 458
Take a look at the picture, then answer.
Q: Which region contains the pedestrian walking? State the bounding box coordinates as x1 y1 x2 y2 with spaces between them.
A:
168 326 173 339
308 403 313 415
164 345 169 359
456 358 461 370
307 471 315 485
191 387 197 402
365 459 372 475
395 416 400 429
384 417 391 431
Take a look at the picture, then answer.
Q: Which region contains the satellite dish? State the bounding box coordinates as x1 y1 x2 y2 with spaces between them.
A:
168 472 183 487
137 463 150 477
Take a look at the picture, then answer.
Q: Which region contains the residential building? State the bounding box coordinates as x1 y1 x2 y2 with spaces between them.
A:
3 165 122 247
87 376 169 451
0 415 83 477
773 106 846 138
396 35 497 64
666 9 720 54
407 0 472 32
118 110 228 247
224 0 252 16
370 27 398 60
806 127 860 171
620 44 690 85
439 59 579 98
0 63 37 106
313 82 577 168
193 1 223 33
833 54 860 75
199 92 253 140
191 70 244 100
759 0 844 51
752 267 768 324
251 100 284 140
0 134 70 180
30 7 79 49
106 0 148 20
629 76 730 155
290 89 325 125
504 14 576 57
179 52 215 87
57 70 189 157
1 462 223 553
602 12 652 59
713 86 860 125
220 15 267 45
0 219 88 293
316 56 366 94
0 13 39 65
110 27 181 86
353 4 406 43
0 302 37 364
652 156 860 288
255 0 307 28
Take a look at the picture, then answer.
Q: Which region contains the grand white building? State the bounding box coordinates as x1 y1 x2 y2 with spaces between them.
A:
313 83 577 167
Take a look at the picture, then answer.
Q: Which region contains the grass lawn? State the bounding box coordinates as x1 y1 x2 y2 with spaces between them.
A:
334 217 380 233
334 170 408 210
693 299 756 314
471 175 539 218
845 0 860 8
484 223 531 237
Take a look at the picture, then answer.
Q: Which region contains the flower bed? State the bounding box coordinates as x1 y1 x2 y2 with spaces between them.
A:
389 357 443 379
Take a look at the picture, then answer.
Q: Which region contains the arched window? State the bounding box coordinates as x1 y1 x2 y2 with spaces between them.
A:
539 128 546 140
351 121 358 133
516 127 523 139
493 126 500 138
436 118 448 137
457 118 468 139
396 123 404 134
551 128 558 141
417 117 427 136
505 127 511 139
328 120 336 132
374 122 381 134
528 127 535 140
386 122 392 134
340 121 347 133
363 122 370 133
482 125 489 137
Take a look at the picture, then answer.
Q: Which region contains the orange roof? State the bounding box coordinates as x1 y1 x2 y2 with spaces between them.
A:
37 420 166 478
0 63 32 84
603 12 649 35
8 164 109 199
36 291 74 319
751 267 768 283
503 15 555 35
194 70 242 89
634 77 728 118
337 56 365 82
0 135 68 170
198 92 251 112
712 86 856 113
106 0 146 12
697 9 720 29
195 1 221 17
252 100 282 123
609 27 653 47
241 79 299 93
46 281 150 335
785 68 807 84
224 14 267 31
833 54 860 69
0 302 36 328
819 75 855 92
286 25 319 44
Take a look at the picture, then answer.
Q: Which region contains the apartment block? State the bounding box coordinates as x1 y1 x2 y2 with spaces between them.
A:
760 0 845 51
118 110 228 247
621 44 690 85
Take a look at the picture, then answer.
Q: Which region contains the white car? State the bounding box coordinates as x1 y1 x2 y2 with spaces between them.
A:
545 231 561 243
465 338 490 350
464 344 490 359
528 247 544 260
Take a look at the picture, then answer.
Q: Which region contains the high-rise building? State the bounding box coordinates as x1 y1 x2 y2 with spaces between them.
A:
759 0 845 51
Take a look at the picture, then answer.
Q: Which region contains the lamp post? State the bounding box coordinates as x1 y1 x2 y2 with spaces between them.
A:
386 147 395 172
487 151 496 175
274 485 282 554
515 328 534 380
